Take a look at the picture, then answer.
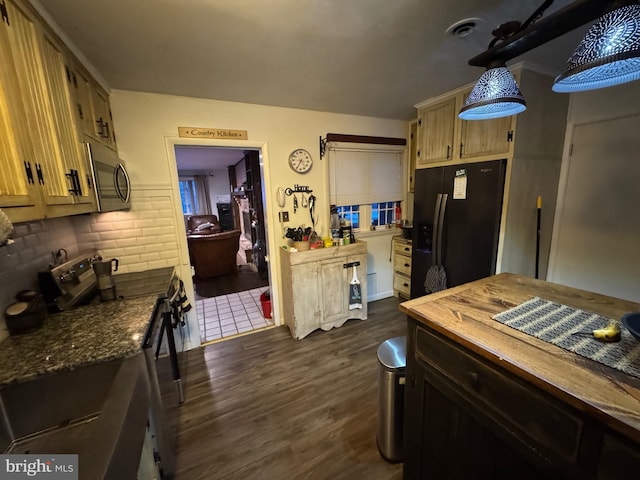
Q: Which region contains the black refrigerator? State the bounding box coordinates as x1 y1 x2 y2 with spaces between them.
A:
410 159 506 299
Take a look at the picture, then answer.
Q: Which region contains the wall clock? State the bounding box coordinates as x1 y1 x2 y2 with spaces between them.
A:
288 148 313 173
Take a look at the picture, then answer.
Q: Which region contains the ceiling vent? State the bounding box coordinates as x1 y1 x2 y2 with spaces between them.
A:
445 18 481 38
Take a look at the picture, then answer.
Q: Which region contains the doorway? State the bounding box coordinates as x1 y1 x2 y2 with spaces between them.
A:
174 145 273 344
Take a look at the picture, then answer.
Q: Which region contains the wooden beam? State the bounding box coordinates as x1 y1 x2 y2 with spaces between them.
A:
326 133 407 146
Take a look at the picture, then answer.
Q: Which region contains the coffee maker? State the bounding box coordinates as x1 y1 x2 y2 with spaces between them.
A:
93 258 119 301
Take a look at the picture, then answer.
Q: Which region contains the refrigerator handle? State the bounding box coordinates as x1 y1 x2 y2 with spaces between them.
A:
437 194 448 266
431 194 442 267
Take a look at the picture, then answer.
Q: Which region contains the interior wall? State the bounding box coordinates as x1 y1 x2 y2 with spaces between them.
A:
109 90 409 335
548 81 640 303
0 218 78 342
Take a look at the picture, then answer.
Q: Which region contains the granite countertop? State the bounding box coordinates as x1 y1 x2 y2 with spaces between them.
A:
0 266 176 387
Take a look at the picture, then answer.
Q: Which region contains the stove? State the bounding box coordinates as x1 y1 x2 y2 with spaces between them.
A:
38 253 176 311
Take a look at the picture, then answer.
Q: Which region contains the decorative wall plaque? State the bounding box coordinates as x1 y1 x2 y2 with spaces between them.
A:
178 127 248 140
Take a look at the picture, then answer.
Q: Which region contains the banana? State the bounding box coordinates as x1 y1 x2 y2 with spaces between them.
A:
592 320 621 342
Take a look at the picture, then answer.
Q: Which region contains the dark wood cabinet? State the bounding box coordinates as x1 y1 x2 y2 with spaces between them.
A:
402 275 640 480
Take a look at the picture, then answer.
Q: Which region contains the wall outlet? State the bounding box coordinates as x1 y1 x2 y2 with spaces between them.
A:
279 211 289 223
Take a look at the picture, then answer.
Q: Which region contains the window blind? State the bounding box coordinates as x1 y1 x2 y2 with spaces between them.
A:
328 146 404 205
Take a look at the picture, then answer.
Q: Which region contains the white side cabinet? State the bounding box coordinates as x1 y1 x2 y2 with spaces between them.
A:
280 241 368 340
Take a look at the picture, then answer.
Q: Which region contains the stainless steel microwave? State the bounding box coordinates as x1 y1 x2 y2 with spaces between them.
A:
85 141 131 212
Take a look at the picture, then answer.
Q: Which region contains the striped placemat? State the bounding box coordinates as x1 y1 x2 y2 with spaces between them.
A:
493 297 640 379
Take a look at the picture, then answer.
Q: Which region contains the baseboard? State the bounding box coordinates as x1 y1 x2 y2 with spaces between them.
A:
367 290 394 302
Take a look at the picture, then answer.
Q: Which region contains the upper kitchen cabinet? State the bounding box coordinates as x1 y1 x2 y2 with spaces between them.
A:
91 84 117 149
67 60 117 150
459 87 514 159
0 12 43 221
416 97 456 165
0 0 101 223
415 78 517 167
408 120 417 192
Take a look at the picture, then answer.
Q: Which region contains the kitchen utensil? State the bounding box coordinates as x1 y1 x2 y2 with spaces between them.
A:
94 258 119 301
4 296 46 334
15 290 38 302
621 312 640 341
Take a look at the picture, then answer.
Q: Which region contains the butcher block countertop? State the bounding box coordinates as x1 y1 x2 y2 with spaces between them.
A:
399 273 640 444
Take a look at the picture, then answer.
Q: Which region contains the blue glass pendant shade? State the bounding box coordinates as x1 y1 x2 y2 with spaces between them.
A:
553 4 640 93
459 66 526 120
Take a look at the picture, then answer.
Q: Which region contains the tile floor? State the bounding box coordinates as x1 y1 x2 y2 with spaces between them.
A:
196 287 274 343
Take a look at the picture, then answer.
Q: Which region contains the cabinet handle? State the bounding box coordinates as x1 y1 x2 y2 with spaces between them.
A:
24 161 34 184
86 173 93 190
35 163 44 185
404 263 410 268
104 121 110 139
403 247 410 252
66 170 82 195
446 144 451 159
469 371 480 390
75 170 83 196
403 283 409 287
460 143 464 157
417 149 420 158
77 103 84 120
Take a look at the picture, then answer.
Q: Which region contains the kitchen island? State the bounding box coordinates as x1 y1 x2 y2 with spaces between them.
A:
400 273 640 479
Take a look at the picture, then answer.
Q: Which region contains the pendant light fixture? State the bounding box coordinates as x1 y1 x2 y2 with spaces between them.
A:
459 61 527 120
552 3 640 92
461 0 639 120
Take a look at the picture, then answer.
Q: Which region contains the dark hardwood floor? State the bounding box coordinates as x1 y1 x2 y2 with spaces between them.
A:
194 264 269 299
172 297 406 479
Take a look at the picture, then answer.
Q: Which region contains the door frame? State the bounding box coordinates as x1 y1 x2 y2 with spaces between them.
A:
164 137 280 343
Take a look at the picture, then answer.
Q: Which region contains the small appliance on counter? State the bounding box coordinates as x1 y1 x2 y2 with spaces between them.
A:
93 257 120 301
38 254 99 311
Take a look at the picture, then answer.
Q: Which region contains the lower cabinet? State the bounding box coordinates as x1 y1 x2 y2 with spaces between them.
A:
403 318 640 479
280 241 367 340
392 236 412 298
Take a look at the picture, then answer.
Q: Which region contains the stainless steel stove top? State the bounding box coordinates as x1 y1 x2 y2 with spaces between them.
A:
39 253 175 311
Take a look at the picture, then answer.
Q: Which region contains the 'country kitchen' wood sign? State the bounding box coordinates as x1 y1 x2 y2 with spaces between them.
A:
178 127 248 140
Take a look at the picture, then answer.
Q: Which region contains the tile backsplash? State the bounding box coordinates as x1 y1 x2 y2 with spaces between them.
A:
0 189 182 342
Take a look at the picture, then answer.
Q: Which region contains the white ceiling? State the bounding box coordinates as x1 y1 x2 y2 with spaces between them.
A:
36 0 590 123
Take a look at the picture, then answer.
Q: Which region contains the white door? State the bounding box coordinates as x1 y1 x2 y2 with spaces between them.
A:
548 114 640 302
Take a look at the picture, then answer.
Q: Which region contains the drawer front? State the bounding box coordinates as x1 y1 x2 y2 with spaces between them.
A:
393 241 412 256
393 274 411 296
415 326 583 466
393 252 412 275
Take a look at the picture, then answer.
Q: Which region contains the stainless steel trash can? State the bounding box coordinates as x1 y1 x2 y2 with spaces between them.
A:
376 336 406 463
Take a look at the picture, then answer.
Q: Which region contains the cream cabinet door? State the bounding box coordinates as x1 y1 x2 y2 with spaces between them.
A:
67 61 97 141
417 98 456 165
459 89 514 159
37 28 94 207
91 84 117 150
0 8 43 220
289 261 322 339
320 253 367 326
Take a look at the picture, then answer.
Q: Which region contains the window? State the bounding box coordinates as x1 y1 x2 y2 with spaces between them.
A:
372 202 396 227
329 145 405 232
336 205 360 229
179 177 198 215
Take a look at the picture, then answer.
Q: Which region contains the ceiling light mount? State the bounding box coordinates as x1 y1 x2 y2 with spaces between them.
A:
468 0 628 68
461 0 640 120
